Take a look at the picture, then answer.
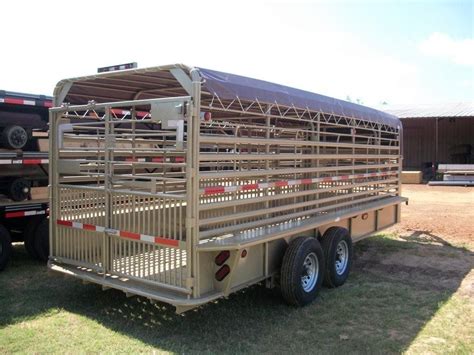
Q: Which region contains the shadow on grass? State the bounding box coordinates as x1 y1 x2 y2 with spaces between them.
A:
1 233 473 353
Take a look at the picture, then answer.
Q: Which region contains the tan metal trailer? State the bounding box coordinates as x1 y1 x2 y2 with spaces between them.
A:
48 64 406 313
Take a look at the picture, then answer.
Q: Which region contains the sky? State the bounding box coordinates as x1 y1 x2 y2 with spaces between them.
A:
0 0 472 108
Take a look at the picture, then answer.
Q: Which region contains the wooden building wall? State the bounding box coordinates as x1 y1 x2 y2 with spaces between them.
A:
401 117 474 169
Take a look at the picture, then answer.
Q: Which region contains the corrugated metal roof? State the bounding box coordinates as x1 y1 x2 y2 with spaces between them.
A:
383 102 474 119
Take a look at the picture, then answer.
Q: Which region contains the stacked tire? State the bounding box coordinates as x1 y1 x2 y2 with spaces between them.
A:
1 125 30 150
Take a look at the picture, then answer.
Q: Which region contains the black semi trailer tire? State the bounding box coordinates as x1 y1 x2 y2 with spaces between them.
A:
24 216 43 259
280 237 325 306
34 218 49 262
0 224 12 271
7 178 31 202
320 227 353 288
1 125 29 150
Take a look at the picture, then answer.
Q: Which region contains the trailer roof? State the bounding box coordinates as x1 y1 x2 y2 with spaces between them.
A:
55 64 401 129
198 67 400 128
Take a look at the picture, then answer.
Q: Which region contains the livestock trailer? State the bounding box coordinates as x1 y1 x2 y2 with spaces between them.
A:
48 64 406 312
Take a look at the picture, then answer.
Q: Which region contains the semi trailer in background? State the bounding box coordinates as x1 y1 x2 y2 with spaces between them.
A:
0 91 51 270
48 64 406 312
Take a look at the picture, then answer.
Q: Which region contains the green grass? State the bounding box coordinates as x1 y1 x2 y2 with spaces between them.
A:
1 234 473 354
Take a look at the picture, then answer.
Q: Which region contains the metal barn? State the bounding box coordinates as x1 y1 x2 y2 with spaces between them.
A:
385 102 474 170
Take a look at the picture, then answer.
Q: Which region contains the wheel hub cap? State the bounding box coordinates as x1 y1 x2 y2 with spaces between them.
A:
11 128 27 146
301 252 319 292
335 240 349 275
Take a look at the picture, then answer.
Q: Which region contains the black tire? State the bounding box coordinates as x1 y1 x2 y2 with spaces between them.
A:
34 218 49 262
0 224 12 271
24 216 43 259
320 227 353 288
7 178 30 202
1 125 29 149
280 237 325 306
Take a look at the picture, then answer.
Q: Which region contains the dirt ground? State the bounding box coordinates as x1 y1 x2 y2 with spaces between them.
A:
387 184 474 247
382 184 474 299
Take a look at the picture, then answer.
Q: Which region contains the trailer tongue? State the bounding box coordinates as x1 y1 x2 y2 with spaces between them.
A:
48 64 405 312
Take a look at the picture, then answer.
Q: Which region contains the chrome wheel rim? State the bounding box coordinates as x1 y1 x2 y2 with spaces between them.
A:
335 240 349 275
301 252 319 292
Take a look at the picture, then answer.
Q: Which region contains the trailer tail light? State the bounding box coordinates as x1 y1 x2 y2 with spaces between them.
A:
215 264 230 281
215 250 230 266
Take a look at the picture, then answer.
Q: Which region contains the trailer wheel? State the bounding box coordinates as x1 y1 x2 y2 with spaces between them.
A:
24 216 43 259
34 218 49 262
1 125 29 150
280 237 325 306
7 178 30 202
0 224 12 271
321 227 353 288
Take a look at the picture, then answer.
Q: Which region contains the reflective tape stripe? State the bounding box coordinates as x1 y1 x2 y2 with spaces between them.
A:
121 157 184 163
0 159 48 165
56 219 181 248
5 210 46 218
57 220 73 227
0 96 52 107
120 230 141 240
22 159 49 165
201 171 398 195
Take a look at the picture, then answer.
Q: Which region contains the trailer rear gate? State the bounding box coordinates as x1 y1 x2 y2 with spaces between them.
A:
49 65 405 312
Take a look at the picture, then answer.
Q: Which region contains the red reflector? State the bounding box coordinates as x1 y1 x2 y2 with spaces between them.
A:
215 250 230 266
241 249 247 258
215 264 230 282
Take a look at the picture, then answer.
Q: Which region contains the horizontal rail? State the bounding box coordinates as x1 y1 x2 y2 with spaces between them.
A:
198 196 406 251
56 219 185 249
199 194 397 239
200 185 395 226
199 163 400 180
57 184 186 200
199 153 399 161
51 96 191 113
200 178 399 211
199 135 400 150
201 171 398 195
